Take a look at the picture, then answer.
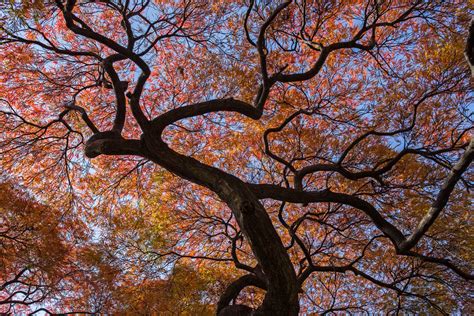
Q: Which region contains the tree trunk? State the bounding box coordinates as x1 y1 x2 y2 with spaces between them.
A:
142 134 300 315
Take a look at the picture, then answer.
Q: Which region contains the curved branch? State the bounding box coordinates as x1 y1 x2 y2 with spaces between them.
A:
55 0 150 130
64 102 99 134
256 1 292 83
272 1 426 84
404 250 473 280
294 144 468 190
217 274 267 314
263 109 313 173
248 183 405 246
102 54 128 133
300 263 450 315
400 137 474 251
464 18 474 76
243 0 256 47
151 98 262 134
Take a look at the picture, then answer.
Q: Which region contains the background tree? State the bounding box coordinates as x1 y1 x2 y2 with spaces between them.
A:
0 180 230 314
0 0 472 314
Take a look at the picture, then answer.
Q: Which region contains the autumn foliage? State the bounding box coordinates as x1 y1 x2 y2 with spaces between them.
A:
0 0 473 314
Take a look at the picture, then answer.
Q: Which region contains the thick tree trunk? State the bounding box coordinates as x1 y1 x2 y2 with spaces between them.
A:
142 134 300 315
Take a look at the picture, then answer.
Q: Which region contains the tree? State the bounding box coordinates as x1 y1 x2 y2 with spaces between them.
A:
0 180 229 314
0 181 93 314
0 0 472 314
